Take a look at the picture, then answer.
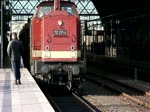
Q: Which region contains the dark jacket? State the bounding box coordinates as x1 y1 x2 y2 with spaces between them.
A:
7 39 23 61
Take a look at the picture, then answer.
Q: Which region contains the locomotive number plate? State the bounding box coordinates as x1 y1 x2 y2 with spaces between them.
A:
54 30 67 35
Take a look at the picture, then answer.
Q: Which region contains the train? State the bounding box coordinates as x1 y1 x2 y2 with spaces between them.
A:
19 0 86 90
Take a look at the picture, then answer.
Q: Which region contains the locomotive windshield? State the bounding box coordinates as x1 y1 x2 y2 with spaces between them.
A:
37 6 53 18
61 6 76 15
34 2 78 18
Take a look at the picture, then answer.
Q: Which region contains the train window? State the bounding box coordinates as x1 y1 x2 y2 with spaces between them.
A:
37 6 53 18
61 6 76 15
33 8 38 17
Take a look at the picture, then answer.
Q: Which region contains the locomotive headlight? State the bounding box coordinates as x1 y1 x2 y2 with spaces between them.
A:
58 20 63 26
45 52 51 57
70 51 77 58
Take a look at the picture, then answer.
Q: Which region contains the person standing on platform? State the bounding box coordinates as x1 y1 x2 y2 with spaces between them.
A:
7 32 23 85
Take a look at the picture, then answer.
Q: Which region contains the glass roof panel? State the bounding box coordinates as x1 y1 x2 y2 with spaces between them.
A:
9 0 99 21
9 0 101 33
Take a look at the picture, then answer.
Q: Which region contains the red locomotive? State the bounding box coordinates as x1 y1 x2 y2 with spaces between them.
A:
29 0 86 90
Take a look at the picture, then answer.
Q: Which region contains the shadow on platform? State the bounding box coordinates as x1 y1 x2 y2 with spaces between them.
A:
4 55 11 68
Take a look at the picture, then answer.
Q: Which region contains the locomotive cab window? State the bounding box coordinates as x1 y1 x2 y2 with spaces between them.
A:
37 6 53 18
61 6 76 15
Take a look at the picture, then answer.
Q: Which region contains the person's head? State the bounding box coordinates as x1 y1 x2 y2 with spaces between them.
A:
11 32 17 40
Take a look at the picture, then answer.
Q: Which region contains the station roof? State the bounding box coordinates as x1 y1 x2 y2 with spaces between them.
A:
6 0 150 22
92 0 150 20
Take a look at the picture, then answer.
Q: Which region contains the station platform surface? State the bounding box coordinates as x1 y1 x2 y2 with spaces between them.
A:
0 68 55 112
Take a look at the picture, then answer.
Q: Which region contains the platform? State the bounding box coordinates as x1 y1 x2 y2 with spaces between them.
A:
0 68 55 112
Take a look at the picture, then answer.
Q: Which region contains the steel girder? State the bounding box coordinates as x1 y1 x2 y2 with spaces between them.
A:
9 0 100 21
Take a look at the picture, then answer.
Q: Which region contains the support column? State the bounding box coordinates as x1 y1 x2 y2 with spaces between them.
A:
1 1 4 68
110 19 113 56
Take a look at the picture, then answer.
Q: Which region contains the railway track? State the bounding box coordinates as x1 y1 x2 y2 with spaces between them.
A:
86 68 150 110
46 92 99 112
35 77 99 112
33 69 150 111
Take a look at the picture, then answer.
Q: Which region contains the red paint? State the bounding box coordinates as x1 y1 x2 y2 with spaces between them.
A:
31 0 81 62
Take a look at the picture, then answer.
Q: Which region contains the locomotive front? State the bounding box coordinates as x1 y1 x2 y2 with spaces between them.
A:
31 0 85 90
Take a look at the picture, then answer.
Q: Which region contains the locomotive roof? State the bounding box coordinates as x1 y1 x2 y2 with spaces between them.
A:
37 1 75 7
